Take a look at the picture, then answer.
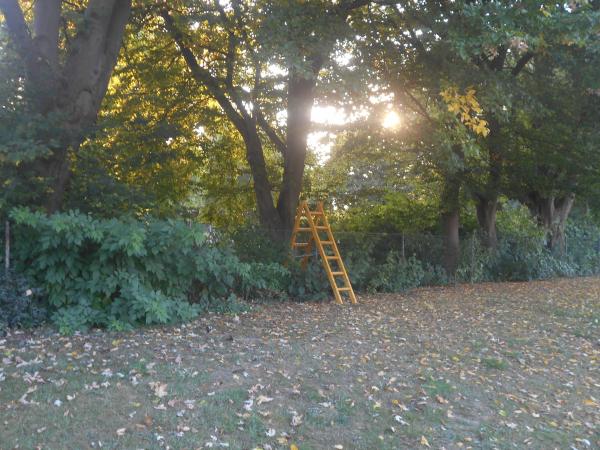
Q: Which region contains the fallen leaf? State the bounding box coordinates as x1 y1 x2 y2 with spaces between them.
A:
143 415 153 428
149 382 168 398
291 414 303 427
256 395 274 405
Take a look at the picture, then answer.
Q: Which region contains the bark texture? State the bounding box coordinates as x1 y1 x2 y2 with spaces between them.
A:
475 195 498 249
474 117 502 249
276 73 317 238
441 178 461 276
528 193 575 254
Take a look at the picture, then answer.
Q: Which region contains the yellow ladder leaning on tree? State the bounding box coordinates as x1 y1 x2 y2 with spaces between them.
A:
290 200 357 304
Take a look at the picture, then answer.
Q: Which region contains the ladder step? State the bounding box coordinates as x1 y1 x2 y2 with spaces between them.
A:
291 200 357 305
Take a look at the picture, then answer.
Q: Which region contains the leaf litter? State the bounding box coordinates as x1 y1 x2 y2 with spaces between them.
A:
0 277 598 449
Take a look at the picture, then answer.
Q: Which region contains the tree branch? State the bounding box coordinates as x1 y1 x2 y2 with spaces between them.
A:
33 0 61 69
488 45 507 71
160 9 247 133
213 0 236 88
256 111 287 155
94 0 131 106
511 51 534 76
63 0 119 92
0 0 36 65
399 85 437 127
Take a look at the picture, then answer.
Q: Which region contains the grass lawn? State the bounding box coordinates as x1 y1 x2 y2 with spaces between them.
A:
1 277 598 450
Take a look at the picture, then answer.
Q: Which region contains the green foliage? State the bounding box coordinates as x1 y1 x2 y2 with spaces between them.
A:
239 262 291 302
0 38 57 212
286 260 330 302
240 260 328 303
229 222 330 302
9 209 252 333
0 269 47 332
421 263 450 286
368 253 425 293
483 204 572 281
339 233 378 291
231 224 289 264
564 217 600 276
453 204 599 282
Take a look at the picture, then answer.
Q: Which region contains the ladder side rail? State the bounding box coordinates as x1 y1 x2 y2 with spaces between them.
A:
317 202 357 304
305 202 344 304
290 202 305 249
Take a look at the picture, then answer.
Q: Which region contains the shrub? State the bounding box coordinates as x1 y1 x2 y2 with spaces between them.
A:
231 222 335 302
421 263 450 286
240 259 329 302
286 259 330 301
239 262 291 302
230 223 288 264
564 218 600 275
337 233 378 291
10 208 252 333
0 269 47 332
480 203 581 281
456 234 493 283
368 253 425 292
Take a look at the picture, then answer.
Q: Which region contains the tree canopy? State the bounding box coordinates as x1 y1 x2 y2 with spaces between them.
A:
1 0 599 273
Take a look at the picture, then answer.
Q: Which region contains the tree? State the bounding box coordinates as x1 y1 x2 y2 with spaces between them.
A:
0 0 131 212
157 0 371 240
507 34 600 252
342 1 491 275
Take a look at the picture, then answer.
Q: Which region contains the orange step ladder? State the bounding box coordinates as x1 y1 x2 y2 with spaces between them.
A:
290 201 357 304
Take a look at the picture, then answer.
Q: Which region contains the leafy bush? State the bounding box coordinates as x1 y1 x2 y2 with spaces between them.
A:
368 253 425 292
230 223 288 264
338 233 378 291
10 209 253 333
286 260 330 301
239 262 291 301
0 269 47 332
422 263 450 286
481 203 579 281
240 259 329 302
231 223 332 302
564 218 600 275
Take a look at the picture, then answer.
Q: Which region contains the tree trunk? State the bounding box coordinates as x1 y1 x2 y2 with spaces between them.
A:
441 178 461 277
0 0 132 213
475 117 501 249
531 193 575 254
45 149 71 213
241 128 284 237
475 196 498 249
276 74 316 240
550 194 575 254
